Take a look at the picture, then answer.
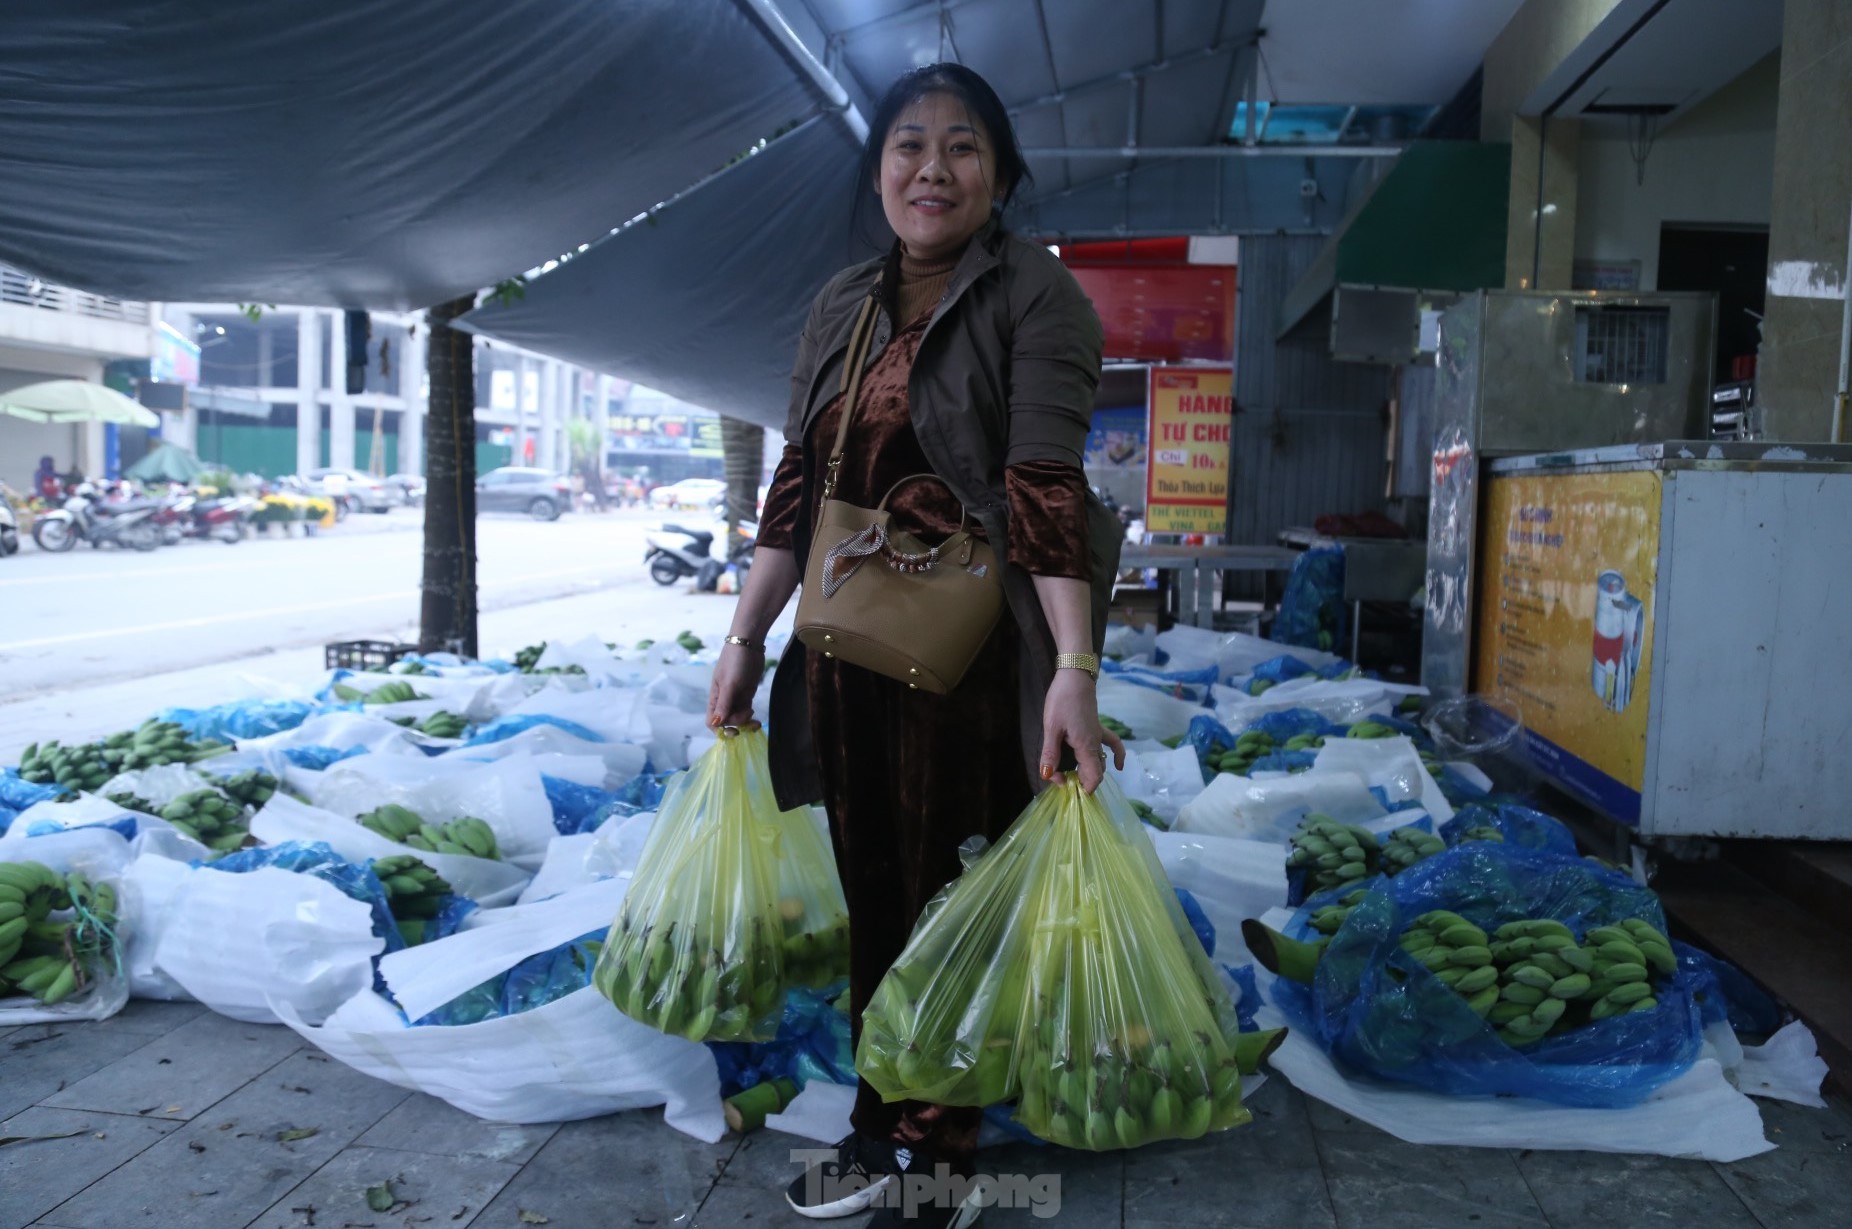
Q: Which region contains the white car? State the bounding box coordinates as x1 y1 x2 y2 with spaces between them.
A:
648 477 727 510
305 467 394 513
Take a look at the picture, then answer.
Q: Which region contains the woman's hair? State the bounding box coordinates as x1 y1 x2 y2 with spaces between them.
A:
852 63 1031 245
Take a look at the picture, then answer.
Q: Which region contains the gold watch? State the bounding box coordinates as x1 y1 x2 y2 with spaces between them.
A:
1055 652 1100 680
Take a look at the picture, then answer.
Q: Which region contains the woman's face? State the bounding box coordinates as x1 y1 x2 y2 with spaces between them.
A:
876 91 1004 261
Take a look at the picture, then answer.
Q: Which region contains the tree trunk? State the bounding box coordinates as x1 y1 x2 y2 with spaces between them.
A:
419 294 479 657
720 415 764 558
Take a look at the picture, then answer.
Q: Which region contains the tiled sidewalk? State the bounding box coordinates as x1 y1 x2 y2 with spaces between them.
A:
4 1001 1849 1229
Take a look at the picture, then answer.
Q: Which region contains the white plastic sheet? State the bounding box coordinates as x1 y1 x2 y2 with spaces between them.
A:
249 795 530 906
514 810 655 905
1096 677 1208 743
120 853 196 1000
1149 829 1288 966
0 828 133 1025
1109 746 1209 826
1311 735 1455 825
152 863 382 1025
1173 769 1386 843
1732 1020 1831 1107
275 984 725 1136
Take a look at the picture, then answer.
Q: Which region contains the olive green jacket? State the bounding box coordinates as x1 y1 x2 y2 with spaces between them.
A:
767 219 1122 809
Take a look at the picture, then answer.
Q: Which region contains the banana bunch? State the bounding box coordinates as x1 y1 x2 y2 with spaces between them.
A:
414 711 467 739
0 863 117 1005
1129 799 1163 830
359 805 502 859
333 679 428 705
1398 911 1502 1018
513 642 548 671
106 720 229 771
1286 814 1379 893
213 769 279 810
370 854 452 924
595 898 849 1042
1410 914 1677 1047
17 740 112 793
106 790 160 816
1305 887 1371 935
1458 825 1506 844
1417 750 1447 781
1398 694 1424 716
161 788 251 853
1100 716 1135 740
675 631 704 653
1243 676 1277 696
1380 826 1447 872
1343 720 1398 740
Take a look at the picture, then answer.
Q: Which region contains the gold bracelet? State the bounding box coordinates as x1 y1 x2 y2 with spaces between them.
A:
1054 652 1100 680
724 635 763 650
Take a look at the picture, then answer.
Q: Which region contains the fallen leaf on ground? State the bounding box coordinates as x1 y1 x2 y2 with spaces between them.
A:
365 1182 395 1212
278 1127 320 1143
518 1212 550 1225
0 1130 85 1147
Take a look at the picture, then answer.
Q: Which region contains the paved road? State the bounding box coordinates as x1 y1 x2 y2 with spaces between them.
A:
0 507 731 698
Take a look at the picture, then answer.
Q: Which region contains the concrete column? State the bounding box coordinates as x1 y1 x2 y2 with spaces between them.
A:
594 374 611 486
1503 117 1581 290
399 324 426 476
538 358 558 477
1758 0 1852 440
559 364 576 476
327 310 355 470
513 354 530 464
296 309 320 474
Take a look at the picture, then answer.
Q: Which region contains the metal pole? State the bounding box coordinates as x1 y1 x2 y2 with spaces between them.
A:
1834 195 1851 443
737 0 868 143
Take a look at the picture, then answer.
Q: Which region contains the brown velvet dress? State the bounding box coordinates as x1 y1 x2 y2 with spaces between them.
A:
757 285 1091 1174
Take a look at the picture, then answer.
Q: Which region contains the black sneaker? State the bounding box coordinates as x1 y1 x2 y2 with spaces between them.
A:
785 1132 904 1219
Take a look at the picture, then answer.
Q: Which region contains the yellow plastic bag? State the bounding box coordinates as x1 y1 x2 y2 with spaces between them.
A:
592 725 848 1042
857 776 1255 1150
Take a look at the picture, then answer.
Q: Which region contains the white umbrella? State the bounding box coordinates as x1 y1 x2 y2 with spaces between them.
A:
0 379 160 427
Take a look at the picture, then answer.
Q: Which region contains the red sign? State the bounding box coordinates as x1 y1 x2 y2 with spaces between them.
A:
1066 264 1235 364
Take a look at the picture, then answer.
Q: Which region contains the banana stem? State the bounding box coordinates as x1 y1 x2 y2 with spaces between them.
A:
1242 920 1326 984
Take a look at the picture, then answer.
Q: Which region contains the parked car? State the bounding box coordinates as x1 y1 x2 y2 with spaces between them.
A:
305 467 394 513
475 467 573 520
385 472 426 507
648 477 726 511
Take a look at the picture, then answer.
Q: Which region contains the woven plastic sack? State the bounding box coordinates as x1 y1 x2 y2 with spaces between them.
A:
859 777 1253 1150
592 726 848 1043
1271 843 1704 1108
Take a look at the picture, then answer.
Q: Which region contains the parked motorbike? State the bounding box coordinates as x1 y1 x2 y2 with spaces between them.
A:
31 484 163 553
150 491 196 545
190 495 255 543
645 522 720 586
0 498 18 557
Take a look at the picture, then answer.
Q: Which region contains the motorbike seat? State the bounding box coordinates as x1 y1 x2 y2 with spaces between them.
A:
92 499 153 517
660 524 714 550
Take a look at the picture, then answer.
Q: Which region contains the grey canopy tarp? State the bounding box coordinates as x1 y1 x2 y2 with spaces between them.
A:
459 115 882 430
0 0 827 309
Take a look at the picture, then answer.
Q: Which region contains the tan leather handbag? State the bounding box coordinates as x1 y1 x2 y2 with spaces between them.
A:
795 294 1004 694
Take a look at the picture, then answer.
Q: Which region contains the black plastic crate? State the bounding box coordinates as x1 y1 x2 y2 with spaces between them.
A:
325 639 416 671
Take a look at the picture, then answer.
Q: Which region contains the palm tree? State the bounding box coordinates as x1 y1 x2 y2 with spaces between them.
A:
418 293 479 657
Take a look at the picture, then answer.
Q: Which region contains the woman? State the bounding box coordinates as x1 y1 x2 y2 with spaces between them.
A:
706 64 1124 1228
33 455 60 502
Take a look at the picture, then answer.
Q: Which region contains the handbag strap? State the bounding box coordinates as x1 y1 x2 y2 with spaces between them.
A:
876 472 970 534
820 291 883 504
